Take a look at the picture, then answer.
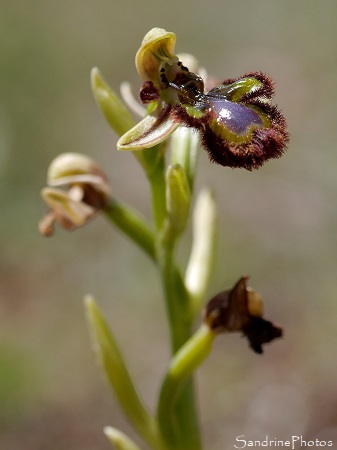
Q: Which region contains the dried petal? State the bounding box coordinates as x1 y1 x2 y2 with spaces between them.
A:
39 187 96 236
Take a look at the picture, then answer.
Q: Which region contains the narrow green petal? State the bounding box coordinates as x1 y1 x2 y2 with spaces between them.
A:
104 427 142 450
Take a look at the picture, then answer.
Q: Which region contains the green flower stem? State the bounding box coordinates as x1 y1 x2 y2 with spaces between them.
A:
157 246 200 450
154 221 201 450
157 324 215 449
146 140 203 450
85 297 166 450
103 199 155 260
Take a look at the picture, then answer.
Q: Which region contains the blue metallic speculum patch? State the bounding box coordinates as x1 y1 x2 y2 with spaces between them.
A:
208 99 266 137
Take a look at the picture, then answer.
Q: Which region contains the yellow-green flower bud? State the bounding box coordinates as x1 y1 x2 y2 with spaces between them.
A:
166 164 190 236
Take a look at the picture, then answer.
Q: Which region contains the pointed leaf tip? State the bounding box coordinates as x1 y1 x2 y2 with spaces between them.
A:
90 67 135 136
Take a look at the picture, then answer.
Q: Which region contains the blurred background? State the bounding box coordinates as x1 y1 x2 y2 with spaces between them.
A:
1 1 337 449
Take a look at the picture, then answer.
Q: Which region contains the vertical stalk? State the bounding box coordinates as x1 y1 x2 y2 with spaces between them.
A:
148 148 202 450
156 241 202 450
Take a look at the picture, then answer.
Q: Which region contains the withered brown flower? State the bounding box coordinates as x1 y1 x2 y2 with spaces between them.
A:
203 276 282 354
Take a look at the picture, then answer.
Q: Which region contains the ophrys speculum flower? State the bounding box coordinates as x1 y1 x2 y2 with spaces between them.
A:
118 28 289 171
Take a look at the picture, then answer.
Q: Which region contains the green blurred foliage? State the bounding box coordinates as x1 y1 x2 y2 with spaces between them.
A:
1 0 337 449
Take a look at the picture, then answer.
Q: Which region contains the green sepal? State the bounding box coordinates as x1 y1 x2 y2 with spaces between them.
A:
91 67 135 136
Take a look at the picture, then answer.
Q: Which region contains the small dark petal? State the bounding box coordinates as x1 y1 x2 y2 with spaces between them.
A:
139 81 160 104
243 317 283 354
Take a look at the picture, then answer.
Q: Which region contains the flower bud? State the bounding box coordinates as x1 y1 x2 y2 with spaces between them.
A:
185 189 217 315
166 164 190 236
